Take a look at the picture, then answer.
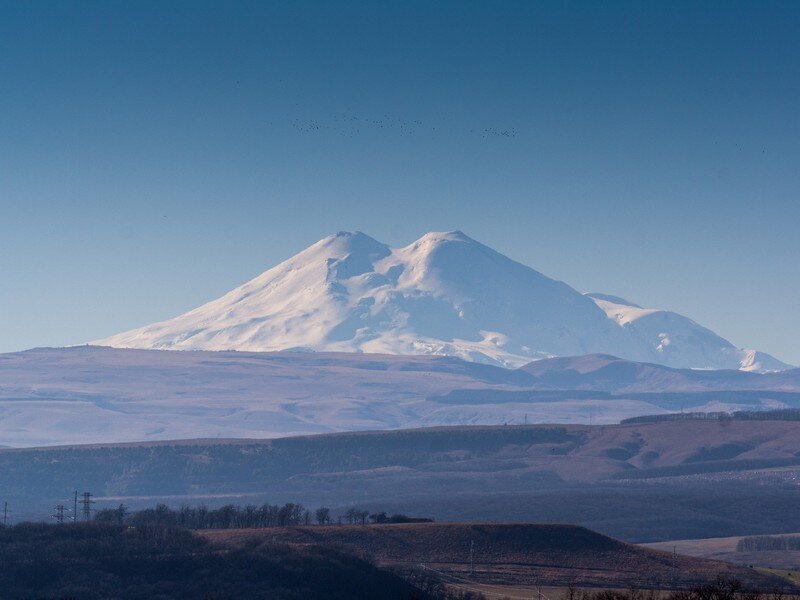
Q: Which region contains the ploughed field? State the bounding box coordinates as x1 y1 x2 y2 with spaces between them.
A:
203 523 788 590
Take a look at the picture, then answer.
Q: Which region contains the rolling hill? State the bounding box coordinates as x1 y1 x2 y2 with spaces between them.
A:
3 419 800 540
519 354 800 393
2 346 799 447
204 522 789 590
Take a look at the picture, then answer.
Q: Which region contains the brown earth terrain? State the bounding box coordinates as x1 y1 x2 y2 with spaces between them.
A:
202 523 790 590
644 534 800 571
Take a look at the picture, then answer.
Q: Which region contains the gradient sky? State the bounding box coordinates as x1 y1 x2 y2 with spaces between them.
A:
2 1 799 363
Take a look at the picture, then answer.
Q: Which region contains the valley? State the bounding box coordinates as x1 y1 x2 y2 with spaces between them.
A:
2 419 799 541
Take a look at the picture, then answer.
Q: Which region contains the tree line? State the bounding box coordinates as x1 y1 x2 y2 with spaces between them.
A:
94 502 432 529
737 535 800 552
622 409 800 425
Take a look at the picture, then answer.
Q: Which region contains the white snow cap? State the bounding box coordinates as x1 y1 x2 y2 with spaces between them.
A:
92 230 793 372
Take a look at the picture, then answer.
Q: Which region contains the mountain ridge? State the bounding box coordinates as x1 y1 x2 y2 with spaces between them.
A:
92 230 792 372
2 346 799 447
518 353 800 393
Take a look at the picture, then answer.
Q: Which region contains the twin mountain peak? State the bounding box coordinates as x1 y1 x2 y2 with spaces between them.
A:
93 230 791 372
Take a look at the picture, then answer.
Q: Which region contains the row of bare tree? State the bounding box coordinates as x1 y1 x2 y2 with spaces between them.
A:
95 502 431 529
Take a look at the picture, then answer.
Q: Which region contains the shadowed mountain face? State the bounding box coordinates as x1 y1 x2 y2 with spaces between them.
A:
91 230 791 371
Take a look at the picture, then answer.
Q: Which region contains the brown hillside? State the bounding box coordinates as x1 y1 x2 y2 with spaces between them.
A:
202 523 788 590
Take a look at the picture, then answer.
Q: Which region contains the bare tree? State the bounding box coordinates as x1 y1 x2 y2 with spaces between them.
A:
343 507 358 524
315 507 331 525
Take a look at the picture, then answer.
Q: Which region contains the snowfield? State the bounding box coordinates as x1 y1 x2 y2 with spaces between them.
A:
93 231 791 372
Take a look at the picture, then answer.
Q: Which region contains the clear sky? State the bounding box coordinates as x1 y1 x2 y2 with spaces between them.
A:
1 1 799 363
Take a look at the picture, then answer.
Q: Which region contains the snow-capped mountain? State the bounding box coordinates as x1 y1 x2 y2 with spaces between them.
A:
585 293 790 372
92 231 792 372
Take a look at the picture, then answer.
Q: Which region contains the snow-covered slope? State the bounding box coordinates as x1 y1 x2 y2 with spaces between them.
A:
585 294 791 372
93 231 792 372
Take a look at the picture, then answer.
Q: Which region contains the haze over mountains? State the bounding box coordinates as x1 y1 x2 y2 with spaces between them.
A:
519 353 800 393
2 346 798 447
5 231 796 447
93 231 792 372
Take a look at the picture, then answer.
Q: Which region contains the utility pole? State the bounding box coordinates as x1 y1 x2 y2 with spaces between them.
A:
73 491 78 523
672 545 678 589
469 539 475 577
81 491 94 521
2 501 7 527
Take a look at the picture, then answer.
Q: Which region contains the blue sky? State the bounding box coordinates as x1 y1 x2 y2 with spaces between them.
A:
1 1 799 363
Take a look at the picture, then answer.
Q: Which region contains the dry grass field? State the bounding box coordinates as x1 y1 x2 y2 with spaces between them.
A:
644 534 800 570
203 523 788 591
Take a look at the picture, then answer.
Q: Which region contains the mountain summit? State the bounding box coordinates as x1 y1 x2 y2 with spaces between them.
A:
92 231 791 371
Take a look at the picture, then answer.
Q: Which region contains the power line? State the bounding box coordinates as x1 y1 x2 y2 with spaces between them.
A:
418 564 552 600
81 491 95 521
52 504 66 524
